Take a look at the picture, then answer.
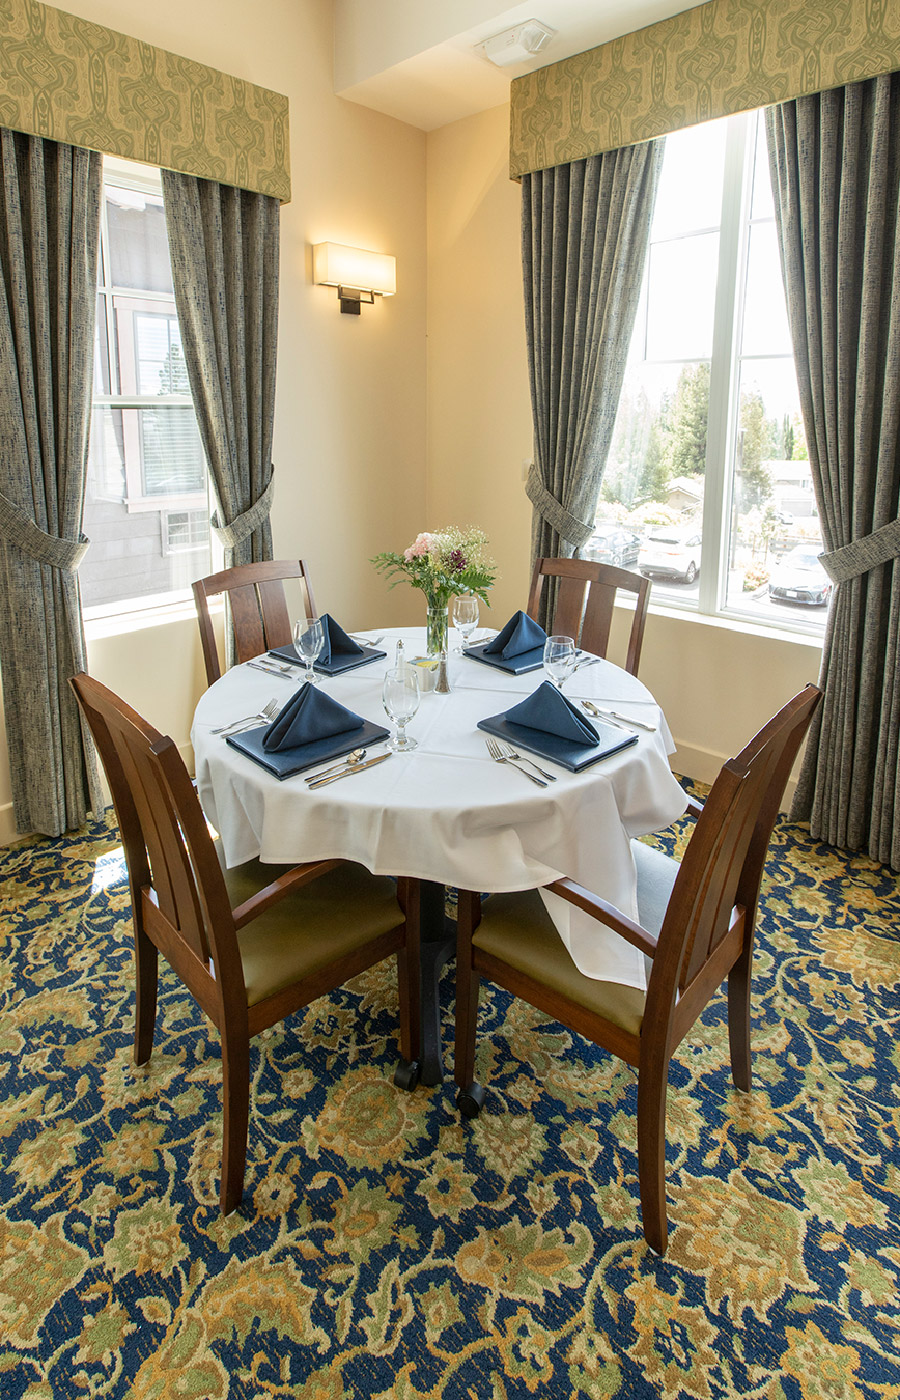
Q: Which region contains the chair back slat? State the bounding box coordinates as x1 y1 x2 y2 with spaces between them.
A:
227 585 269 664
256 578 294 650
71 673 239 980
647 685 821 1019
115 735 211 963
192 560 317 684
526 557 650 676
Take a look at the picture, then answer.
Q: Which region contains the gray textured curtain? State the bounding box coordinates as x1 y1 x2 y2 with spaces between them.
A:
767 74 900 869
161 172 279 569
0 129 102 836
522 140 665 620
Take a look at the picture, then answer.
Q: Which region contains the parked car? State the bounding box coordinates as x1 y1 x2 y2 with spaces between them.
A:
768 544 832 606
584 523 641 568
638 527 702 583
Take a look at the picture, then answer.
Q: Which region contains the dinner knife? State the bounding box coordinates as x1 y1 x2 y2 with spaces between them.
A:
246 661 296 680
307 752 392 789
582 700 656 732
598 709 656 732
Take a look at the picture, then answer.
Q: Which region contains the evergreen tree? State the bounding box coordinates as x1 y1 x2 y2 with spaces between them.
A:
739 388 776 509
791 412 809 460
663 363 709 479
636 416 670 501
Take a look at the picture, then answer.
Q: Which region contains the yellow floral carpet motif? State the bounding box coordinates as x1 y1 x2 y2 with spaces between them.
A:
0 791 898 1398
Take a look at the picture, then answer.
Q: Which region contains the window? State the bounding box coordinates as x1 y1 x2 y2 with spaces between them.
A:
590 111 830 632
81 158 216 612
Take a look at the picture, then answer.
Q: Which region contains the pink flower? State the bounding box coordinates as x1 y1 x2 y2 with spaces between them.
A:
403 532 434 561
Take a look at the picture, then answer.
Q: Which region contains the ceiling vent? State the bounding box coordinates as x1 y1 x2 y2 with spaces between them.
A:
476 19 556 69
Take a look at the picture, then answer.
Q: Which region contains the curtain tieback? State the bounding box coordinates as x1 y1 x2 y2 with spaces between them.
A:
819 519 900 584
525 464 593 549
0 490 89 570
211 471 275 550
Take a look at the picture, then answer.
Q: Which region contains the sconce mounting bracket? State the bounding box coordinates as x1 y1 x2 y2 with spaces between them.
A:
338 286 375 315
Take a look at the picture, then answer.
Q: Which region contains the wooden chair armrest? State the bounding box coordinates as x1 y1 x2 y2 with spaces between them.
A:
544 877 658 959
231 858 342 928
684 796 704 820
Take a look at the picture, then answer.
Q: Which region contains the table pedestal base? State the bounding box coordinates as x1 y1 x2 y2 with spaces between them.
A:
394 879 455 1089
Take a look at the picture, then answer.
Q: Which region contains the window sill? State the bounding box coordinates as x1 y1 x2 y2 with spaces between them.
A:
643 599 824 653
84 594 221 642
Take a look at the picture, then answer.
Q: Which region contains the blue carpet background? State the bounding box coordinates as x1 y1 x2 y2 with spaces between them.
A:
0 792 898 1398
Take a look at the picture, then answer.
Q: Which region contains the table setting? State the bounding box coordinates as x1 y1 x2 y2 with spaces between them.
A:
192 628 686 973
191 529 687 1082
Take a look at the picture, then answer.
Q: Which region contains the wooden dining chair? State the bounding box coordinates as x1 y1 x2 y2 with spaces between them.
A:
453 684 821 1255
193 559 318 685
71 672 420 1215
526 557 651 676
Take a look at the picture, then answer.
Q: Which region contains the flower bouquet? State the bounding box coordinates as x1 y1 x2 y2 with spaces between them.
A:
372 526 498 654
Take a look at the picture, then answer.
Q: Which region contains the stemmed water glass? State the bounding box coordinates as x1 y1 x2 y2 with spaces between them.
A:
452 595 480 652
543 634 576 689
293 615 324 685
382 666 420 751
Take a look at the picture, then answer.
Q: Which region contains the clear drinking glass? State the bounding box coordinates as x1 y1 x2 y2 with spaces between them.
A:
382 666 420 752
452 595 480 652
543 634 576 689
293 616 324 685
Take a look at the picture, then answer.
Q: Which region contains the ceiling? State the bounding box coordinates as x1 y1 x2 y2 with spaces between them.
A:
333 0 709 131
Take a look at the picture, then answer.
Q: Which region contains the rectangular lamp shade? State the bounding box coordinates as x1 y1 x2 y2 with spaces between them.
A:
313 242 396 297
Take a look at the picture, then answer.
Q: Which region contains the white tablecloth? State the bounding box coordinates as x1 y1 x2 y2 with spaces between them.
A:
191 628 687 988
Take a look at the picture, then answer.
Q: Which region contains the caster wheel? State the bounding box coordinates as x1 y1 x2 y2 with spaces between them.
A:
394 1060 420 1091
456 1082 486 1118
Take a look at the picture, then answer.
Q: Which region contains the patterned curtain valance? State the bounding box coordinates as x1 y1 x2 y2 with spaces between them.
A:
0 0 290 202
510 0 900 179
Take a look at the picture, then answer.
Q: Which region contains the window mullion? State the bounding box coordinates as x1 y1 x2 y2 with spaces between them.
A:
698 113 751 615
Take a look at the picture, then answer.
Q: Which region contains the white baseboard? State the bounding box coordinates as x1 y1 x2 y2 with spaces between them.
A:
0 740 195 849
0 801 21 848
672 740 799 811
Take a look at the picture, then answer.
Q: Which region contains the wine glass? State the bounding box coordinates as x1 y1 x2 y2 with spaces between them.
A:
293 616 324 685
452 595 480 652
382 666 420 751
543 634 576 689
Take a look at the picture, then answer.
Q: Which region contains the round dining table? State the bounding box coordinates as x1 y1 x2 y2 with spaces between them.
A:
191 627 687 1084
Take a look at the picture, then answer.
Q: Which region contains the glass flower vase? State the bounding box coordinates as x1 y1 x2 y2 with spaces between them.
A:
425 602 449 656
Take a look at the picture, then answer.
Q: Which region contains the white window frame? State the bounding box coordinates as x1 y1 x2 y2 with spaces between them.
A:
110 294 207 513
83 157 221 622
620 110 824 641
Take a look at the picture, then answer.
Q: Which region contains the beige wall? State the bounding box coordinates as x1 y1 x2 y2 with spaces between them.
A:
426 104 534 619
0 22 824 843
0 0 427 844
424 103 823 793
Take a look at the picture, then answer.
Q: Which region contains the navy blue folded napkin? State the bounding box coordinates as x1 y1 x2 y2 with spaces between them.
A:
483 610 546 659
504 680 599 743
262 683 364 752
315 614 365 667
269 614 385 675
477 680 638 772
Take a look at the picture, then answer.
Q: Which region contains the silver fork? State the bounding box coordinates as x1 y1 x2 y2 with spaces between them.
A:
492 739 557 782
213 698 280 735
485 737 547 786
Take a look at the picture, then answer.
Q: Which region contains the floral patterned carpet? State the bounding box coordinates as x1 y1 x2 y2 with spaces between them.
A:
1 794 898 1399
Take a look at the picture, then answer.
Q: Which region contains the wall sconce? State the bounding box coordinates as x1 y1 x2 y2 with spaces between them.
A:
313 242 396 315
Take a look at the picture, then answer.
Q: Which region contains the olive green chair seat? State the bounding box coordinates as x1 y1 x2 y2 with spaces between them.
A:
72 672 420 1215
454 686 821 1255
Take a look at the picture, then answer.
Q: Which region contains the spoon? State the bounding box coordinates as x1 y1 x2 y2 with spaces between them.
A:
303 748 367 783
